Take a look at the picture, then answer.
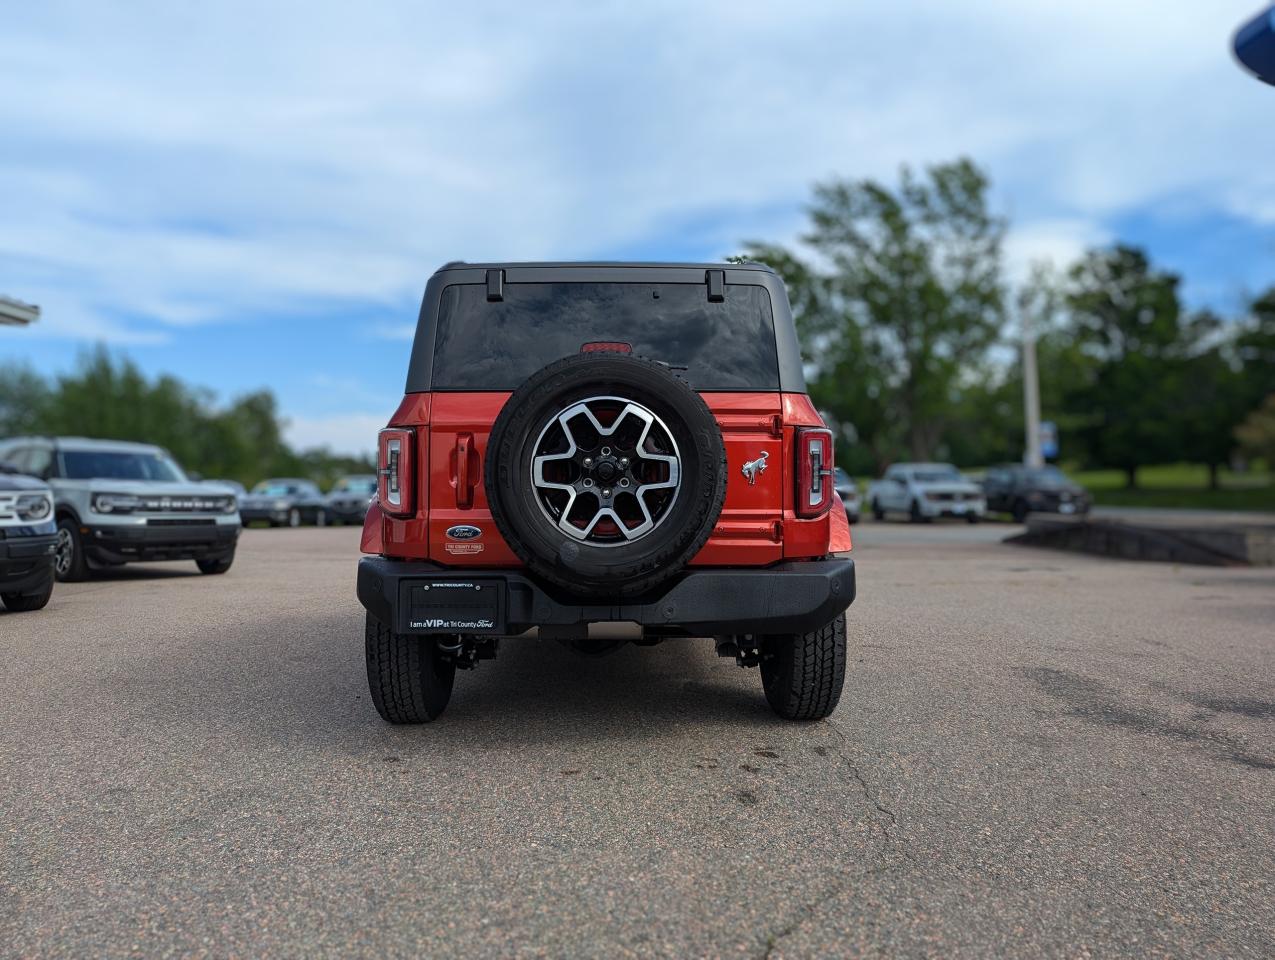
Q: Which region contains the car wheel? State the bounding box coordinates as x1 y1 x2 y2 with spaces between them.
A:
54 517 90 582
484 352 728 599
1 579 54 612
760 611 847 721
365 613 456 724
315 509 327 527
1012 499 1029 523
288 508 301 528
966 513 980 524
909 499 924 523
871 498 885 521
197 550 235 575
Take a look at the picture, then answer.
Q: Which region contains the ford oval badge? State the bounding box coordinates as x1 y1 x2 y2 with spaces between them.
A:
446 524 482 541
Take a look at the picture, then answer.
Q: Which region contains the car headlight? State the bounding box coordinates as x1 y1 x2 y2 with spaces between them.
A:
93 493 142 514
15 493 53 522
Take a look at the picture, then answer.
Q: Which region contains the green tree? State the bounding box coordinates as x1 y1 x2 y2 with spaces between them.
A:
1 347 373 488
742 157 1006 469
0 363 50 436
1063 246 1197 487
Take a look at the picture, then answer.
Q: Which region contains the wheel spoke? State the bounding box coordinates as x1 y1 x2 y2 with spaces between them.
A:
529 395 682 547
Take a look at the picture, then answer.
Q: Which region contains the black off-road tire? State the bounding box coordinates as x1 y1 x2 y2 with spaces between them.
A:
760 612 847 721
2 579 54 612
197 550 235 575
485 352 728 599
365 613 456 724
55 516 90 583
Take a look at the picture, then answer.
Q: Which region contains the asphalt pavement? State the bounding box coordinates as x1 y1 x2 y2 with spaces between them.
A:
2 521 1273 958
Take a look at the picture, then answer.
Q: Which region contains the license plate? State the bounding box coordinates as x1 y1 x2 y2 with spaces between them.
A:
402 579 504 633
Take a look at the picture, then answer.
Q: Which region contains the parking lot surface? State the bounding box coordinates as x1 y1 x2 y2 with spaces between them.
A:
3 523 1273 958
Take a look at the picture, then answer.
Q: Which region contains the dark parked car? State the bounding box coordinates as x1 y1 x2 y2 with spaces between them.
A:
239 479 328 527
983 464 1091 522
325 475 377 525
0 468 57 612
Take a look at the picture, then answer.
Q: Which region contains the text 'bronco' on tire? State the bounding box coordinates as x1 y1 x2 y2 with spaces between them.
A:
357 262 856 723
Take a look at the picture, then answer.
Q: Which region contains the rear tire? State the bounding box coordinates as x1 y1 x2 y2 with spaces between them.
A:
485 352 727 599
365 613 456 724
2 579 54 612
760 612 847 721
909 499 924 523
871 498 884 521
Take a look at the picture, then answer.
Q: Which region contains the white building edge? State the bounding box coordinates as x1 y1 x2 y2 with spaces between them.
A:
0 295 39 326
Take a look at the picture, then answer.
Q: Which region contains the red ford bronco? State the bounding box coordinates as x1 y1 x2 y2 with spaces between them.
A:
357 262 855 723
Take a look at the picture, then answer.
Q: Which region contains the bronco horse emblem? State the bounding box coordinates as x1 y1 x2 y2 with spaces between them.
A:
741 451 769 485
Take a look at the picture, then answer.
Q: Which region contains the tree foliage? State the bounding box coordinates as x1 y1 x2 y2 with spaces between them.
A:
743 158 1005 471
0 347 372 488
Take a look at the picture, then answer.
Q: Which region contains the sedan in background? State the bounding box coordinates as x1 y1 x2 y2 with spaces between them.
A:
983 464 1091 522
239 479 328 527
833 467 861 524
326 474 377 525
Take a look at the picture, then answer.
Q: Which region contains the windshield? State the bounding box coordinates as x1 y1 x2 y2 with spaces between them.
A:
1024 467 1070 487
913 467 962 483
332 477 376 494
432 281 780 390
60 450 186 482
253 481 315 496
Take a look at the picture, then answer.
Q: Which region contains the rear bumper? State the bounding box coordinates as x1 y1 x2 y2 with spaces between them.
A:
84 522 239 564
357 556 856 637
0 532 57 594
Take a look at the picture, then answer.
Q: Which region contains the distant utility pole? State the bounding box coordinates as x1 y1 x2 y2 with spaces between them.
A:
1021 307 1043 468
0 295 40 326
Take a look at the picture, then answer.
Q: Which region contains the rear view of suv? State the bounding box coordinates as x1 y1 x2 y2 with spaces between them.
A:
0 438 240 581
357 262 856 724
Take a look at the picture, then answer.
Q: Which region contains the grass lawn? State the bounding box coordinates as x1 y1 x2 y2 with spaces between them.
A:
1069 463 1275 512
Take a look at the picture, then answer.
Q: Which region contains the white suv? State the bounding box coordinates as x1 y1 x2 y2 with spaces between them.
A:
867 462 986 523
0 437 241 581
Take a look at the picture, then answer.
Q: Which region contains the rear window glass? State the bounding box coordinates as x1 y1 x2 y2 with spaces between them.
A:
431 282 780 390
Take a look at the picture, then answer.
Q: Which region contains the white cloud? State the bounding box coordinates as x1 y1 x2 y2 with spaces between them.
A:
1004 218 1112 281
283 413 384 458
1 0 1269 349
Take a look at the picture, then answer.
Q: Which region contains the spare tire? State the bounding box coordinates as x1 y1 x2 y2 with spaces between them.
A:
484 352 727 598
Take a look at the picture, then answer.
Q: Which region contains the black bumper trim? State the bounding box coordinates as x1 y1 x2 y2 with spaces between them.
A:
357 556 855 636
85 524 239 563
0 533 57 593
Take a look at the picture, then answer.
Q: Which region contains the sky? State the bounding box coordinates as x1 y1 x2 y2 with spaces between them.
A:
3 0 1273 456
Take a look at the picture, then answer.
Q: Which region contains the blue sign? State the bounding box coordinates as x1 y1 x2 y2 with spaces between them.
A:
1039 421 1059 460
1235 5 1275 85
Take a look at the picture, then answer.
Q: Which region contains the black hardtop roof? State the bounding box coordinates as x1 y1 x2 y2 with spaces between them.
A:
432 260 776 276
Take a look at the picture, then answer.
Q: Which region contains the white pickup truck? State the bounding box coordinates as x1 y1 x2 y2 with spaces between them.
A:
867 462 986 523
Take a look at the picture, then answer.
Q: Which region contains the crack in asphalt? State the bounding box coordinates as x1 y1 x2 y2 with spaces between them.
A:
757 720 911 959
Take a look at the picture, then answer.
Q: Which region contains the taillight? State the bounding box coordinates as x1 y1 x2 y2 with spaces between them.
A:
795 427 834 518
378 428 415 517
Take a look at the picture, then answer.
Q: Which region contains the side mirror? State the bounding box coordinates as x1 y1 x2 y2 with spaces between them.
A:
1235 5 1275 84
